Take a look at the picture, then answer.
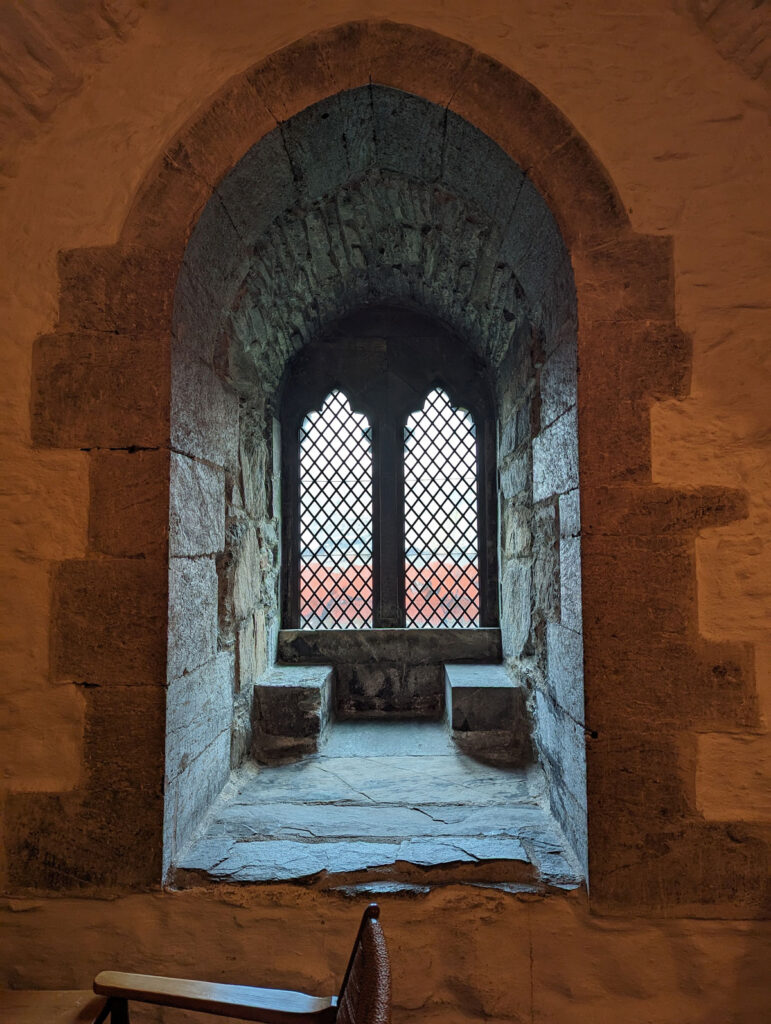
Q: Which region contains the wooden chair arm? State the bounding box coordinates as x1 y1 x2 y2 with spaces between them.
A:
93 971 338 1024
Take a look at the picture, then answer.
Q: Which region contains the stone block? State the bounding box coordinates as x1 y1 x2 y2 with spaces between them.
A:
165 652 234 783
83 684 166 795
559 536 583 632
500 559 531 658
169 452 224 557
51 559 167 684
335 663 442 719
167 556 217 680
164 728 231 873
533 687 586 812
32 332 170 449
500 502 531 559
232 522 262 620
57 245 178 333
559 488 581 539
122 150 214 256
443 108 523 226
445 663 533 766
572 234 674 326
581 484 748 537
372 85 445 181
533 407 578 501
240 432 269 519
514 204 567 309
282 91 364 201
183 191 250 306
252 665 333 763
581 534 696 643
216 127 298 247
172 263 224 365
500 448 531 500
236 611 268 692
546 622 585 723
532 502 559 621
89 450 170 558
582 637 757 733
578 393 651 486
171 347 239 469
540 339 577 429
277 628 502 718
278 628 502 666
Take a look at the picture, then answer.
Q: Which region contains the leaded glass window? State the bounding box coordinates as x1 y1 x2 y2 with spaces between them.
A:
281 310 497 630
299 391 373 628
404 389 479 627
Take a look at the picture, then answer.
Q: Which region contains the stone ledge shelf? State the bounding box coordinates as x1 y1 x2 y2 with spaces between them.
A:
278 628 502 718
445 664 533 766
252 665 333 764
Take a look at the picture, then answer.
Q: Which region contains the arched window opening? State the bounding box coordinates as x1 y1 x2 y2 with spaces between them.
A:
404 389 479 627
299 391 373 628
280 310 499 632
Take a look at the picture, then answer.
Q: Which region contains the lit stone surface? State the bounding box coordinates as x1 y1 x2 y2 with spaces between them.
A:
252 665 333 763
175 721 580 889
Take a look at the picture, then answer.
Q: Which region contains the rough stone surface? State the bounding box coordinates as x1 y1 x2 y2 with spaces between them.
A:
32 332 171 449
1 13 766 987
170 349 239 469
165 653 234 784
176 721 577 889
445 664 525 732
279 629 503 718
533 408 579 502
89 450 170 559
169 452 224 557
51 559 167 684
252 665 333 763
167 556 218 681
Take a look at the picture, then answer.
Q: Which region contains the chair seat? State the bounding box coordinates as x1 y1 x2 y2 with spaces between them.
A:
0 990 107 1024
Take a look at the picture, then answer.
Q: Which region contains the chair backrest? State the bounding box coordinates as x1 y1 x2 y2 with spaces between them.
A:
336 905 391 1024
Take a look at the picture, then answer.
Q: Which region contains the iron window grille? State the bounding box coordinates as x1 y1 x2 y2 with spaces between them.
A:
280 307 498 630
404 389 480 627
299 391 373 628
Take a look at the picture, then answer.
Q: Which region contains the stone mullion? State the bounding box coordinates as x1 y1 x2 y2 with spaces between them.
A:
372 407 406 629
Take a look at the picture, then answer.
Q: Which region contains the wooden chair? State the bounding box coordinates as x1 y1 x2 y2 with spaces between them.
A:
92 904 390 1024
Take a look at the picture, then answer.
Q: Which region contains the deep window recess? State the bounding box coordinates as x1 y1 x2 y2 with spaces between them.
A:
404 389 479 627
280 308 499 630
299 390 373 628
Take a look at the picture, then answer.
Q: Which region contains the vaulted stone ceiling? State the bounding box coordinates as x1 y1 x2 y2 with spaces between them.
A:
175 86 574 399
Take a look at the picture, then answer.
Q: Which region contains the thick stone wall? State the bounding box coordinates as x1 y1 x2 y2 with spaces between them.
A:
6 12 765 913
172 82 586 872
0 4 769 1020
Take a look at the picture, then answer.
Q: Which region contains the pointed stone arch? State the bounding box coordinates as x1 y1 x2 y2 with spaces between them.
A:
17 20 762 916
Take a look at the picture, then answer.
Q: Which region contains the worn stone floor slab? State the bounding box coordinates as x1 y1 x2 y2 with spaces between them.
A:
174 721 582 890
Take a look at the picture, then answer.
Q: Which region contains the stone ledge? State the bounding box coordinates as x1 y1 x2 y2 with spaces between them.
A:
252 665 333 764
445 664 532 766
278 629 502 718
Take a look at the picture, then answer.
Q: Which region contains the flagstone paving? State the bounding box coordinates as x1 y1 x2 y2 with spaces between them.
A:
174 720 582 891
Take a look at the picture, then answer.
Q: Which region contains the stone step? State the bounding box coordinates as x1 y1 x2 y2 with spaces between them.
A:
444 663 532 766
252 665 333 764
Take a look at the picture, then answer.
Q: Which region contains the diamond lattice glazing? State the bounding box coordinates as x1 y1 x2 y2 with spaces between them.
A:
299 391 373 628
404 389 480 627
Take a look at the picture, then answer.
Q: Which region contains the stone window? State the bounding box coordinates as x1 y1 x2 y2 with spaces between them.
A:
279 308 499 631
156 83 589 887
299 390 373 628
404 388 479 627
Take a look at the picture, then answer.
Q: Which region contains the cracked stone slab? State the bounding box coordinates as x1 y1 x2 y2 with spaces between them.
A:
226 756 544 807
201 801 551 842
173 721 583 891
